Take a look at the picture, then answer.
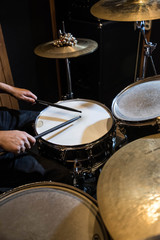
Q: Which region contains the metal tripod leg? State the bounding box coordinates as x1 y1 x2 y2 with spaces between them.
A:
142 42 157 78
134 21 157 81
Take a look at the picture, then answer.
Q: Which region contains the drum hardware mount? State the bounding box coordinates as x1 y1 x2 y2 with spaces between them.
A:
72 160 83 189
111 128 117 152
72 170 98 198
114 123 128 150
72 158 102 197
134 21 157 81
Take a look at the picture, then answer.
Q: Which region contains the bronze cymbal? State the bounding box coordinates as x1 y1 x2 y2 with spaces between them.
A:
34 38 98 59
97 133 160 240
90 0 160 22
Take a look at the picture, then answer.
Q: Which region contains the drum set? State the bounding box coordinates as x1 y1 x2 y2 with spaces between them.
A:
1 1 160 239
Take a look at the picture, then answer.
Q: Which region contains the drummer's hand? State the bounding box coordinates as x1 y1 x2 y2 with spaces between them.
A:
0 130 36 154
10 86 37 104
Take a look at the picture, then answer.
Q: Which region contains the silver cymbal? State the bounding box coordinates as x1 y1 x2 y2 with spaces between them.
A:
90 0 160 22
34 38 98 59
97 133 160 240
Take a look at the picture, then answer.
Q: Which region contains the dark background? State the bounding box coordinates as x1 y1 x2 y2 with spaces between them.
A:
1 0 160 110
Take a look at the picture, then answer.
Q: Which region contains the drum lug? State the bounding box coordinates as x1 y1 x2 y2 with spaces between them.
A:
156 117 160 127
73 159 82 174
60 149 66 162
84 145 94 160
87 148 94 161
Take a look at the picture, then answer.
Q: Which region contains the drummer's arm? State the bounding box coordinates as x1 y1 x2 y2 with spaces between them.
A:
0 82 37 103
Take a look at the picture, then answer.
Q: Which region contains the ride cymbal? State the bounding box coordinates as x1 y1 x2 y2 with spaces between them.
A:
34 38 98 59
90 0 160 22
97 133 160 240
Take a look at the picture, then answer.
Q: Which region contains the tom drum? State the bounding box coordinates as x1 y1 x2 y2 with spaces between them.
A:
0 182 110 240
112 76 160 142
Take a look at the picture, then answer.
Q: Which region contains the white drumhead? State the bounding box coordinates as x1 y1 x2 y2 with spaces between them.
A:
35 99 113 146
0 182 108 240
112 80 160 122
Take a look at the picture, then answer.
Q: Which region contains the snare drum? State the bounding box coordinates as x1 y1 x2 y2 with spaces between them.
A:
0 182 110 240
35 99 114 171
112 76 160 141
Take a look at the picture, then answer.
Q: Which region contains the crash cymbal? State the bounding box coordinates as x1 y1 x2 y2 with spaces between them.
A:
34 38 98 59
97 133 160 240
91 0 160 22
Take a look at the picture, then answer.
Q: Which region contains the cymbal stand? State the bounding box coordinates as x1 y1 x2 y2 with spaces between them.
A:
61 22 74 99
64 58 74 99
134 21 157 81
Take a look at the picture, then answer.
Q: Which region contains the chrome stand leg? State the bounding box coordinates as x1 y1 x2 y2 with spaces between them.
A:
135 21 157 81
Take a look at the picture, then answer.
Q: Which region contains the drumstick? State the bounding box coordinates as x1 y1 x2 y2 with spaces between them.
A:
36 99 82 113
35 115 81 139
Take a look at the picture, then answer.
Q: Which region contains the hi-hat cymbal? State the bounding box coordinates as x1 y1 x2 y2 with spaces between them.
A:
34 38 98 59
91 0 160 22
97 133 160 240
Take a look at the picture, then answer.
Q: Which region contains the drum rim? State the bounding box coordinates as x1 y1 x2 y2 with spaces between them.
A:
0 181 97 204
34 98 115 149
111 77 160 126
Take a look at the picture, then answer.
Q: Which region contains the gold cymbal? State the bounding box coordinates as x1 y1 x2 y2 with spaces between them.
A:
97 133 160 240
90 0 160 22
34 38 98 59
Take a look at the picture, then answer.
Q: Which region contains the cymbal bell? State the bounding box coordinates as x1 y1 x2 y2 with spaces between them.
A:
97 133 160 240
90 0 160 22
34 38 98 59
